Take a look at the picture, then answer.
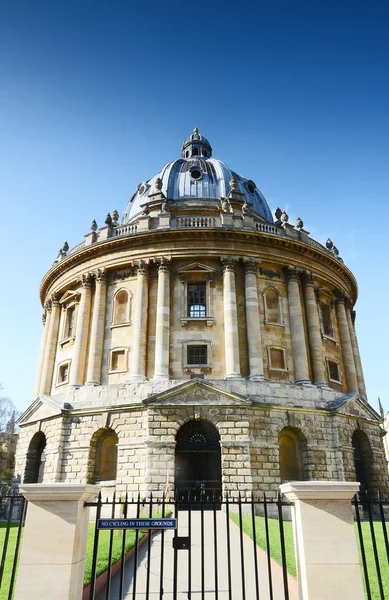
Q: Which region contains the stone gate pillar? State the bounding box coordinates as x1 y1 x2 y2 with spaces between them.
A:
280 481 364 600
15 483 99 600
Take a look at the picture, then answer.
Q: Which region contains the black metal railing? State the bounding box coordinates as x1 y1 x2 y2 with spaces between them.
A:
352 494 389 600
84 491 295 600
0 495 27 600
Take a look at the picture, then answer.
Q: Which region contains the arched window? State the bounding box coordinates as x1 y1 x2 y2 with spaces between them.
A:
279 427 307 482
113 290 129 325
24 432 46 483
352 430 374 497
88 429 118 483
264 288 282 324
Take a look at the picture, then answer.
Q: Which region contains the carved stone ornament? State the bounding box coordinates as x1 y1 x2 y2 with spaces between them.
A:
90 219 98 232
284 266 299 282
105 213 113 226
94 268 107 284
220 256 239 273
241 200 251 216
78 273 93 288
258 267 280 279
154 177 163 192
334 289 347 304
154 257 171 272
280 211 289 224
301 270 315 286
112 210 119 225
133 259 149 275
243 258 258 275
326 238 334 250
160 199 169 213
275 207 282 221
220 197 231 213
109 268 137 282
50 292 60 307
351 309 356 325
229 177 238 192
295 217 304 230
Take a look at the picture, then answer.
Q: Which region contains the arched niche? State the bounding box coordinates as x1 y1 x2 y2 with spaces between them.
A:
279 427 307 482
24 431 46 483
175 419 221 501
87 428 118 484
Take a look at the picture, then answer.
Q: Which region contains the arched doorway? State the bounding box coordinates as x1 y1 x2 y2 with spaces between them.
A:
352 430 374 498
24 432 46 483
175 419 222 501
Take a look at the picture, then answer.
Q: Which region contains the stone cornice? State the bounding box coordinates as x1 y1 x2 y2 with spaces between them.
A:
39 228 358 305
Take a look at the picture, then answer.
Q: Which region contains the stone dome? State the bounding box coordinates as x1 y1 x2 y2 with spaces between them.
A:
122 129 273 224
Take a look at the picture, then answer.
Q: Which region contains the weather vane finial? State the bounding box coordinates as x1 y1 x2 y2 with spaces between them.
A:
193 126 199 134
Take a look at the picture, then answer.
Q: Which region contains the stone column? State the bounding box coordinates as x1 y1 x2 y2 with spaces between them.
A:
302 272 326 386
347 309 367 397
154 258 170 379
34 309 51 398
129 260 149 381
15 483 99 600
39 295 61 396
69 273 93 387
85 268 107 385
221 257 241 378
335 292 358 393
285 267 310 384
243 259 264 379
280 481 364 600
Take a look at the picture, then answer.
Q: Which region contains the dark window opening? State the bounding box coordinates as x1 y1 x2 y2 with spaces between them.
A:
328 360 340 382
190 168 202 180
188 284 206 317
193 147 199 156
59 364 69 383
203 150 208 157
187 345 207 366
321 305 332 336
66 306 75 338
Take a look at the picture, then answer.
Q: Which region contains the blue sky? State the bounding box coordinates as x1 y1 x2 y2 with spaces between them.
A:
0 1 388 415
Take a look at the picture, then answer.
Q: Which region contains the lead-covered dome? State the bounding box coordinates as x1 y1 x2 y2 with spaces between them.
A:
122 129 273 224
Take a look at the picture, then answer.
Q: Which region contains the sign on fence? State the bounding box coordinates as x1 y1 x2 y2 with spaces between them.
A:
97 518 177 530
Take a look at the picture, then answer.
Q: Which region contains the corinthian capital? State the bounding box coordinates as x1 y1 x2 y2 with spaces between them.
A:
78 273 93 288
284 266 299 282
94 267 107 284
301 270 315 286
153 257 171 272
133 259 149 275
243 258 260 275
220 256 239 273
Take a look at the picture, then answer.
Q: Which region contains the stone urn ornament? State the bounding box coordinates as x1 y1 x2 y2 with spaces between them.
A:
90 219 98 232
296 217 304 230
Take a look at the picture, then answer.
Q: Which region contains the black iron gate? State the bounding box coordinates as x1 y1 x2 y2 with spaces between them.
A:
84 492 296 600
0 495 27 600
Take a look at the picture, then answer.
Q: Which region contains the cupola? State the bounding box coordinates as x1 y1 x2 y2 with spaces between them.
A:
181 127 213 159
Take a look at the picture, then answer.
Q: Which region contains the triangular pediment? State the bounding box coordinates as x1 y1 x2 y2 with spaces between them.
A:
59 289 80 304
177 263 216 275
17 396 69 426
328 393 381 423
143 378 252 407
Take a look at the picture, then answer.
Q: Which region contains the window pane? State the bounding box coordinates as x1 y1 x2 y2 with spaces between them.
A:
321 305 332 336
187 345 207 365
188 284 206 317
66 307 75 337
328 361 340 381
96 433 117 481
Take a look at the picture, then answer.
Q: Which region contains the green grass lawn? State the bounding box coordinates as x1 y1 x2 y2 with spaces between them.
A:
229 512 389 600
84 524 146 587
229 511 297 578
0 522 23 600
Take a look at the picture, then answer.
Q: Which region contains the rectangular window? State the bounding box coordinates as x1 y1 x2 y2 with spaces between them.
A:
321 305 332 337
328 360 341 382
66 306 75 338
111 350 126 372
188 284 206 317
269 348 285 370
59 364 69 383
187 345 208 366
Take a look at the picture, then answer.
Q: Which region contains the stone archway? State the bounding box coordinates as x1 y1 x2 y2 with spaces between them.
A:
24 431 46 483
352 430 375 497
175 419 221 500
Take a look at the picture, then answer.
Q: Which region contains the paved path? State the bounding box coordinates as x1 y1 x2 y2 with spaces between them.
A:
96 511 298 600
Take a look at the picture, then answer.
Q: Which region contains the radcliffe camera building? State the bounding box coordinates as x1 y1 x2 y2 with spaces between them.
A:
15 129 389 499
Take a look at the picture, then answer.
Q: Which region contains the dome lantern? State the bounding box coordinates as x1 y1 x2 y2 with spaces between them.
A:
181 127 213 159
